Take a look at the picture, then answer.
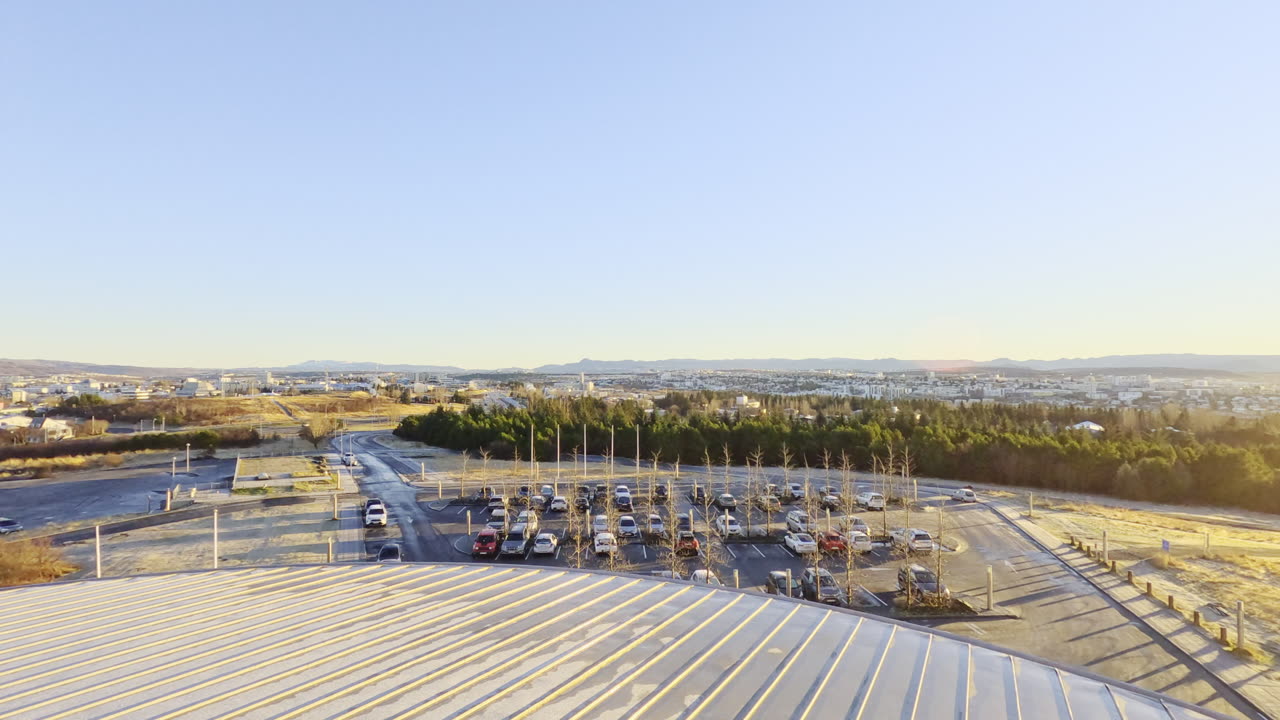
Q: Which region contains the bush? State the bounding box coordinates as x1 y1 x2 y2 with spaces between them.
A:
0 539 77 587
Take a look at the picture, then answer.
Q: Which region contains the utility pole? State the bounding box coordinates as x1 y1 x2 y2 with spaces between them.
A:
635 424 640 480
610 426 615 479
556 425 561 480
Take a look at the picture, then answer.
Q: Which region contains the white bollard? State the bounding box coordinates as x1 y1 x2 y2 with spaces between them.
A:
213 508 219 569
1237 600 1245 647
986 565 994 611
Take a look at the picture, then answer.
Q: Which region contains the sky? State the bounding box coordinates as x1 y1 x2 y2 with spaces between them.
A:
3 2 1278 369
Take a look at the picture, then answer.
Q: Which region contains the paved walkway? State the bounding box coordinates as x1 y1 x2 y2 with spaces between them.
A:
990 500 1280 720
335 502 364 561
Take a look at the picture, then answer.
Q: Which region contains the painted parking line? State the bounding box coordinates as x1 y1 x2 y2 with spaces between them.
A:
783 547 798 558
456 507 466 515
751 545 766 558
725 545 737 560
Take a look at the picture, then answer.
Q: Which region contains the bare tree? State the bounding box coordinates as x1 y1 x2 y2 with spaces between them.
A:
566 508 587 569
721 443 733 495
701 448 714 505
479 449 492 500
460 450 470 498
780 443 794 497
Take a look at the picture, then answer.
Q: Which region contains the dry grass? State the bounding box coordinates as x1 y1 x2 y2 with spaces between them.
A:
0 539 78 587
0 451 170 479
239 456 322 479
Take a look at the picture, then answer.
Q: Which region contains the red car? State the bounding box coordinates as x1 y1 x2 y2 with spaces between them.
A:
675 531 700 557
817 530 848 553
472 528 500 557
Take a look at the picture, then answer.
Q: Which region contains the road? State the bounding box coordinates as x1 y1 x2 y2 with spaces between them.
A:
0 459 235 532
343 431 1262 719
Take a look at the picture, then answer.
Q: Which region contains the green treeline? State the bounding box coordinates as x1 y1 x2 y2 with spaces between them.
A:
395 393 1280 514
0 428 260 461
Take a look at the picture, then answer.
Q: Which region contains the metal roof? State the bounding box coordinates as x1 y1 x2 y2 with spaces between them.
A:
0 564 1229 720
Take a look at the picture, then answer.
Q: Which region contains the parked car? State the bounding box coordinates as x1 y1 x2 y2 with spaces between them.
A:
889 527 934 553
532 532 558 555
765 483 782 498
472 528 500 557
840 516 870 535
786 482 806 501
650 570 683 580
690 569 723 586
594 532 619 555
713 493 738 510
676 514 693 532
376 543 403 562
516 510 539 535
713 514 742 537
576 485 595 501
785 510 817 533
617 515 639 538
0 518 22 534
614 485 630 499
848 530 873 553
362 497 384 514
898 563 950 600
754 495 782 512
592 515 609 536
819 495 841 510
530 496 547 511
690 487 708 504
801 568 847 605
363 505 388 528
595 484 609 500
951 487 978 503
486 508 508 531
487 497 507 510
615 494 634 512
674 530 700 556
818 486 841 498
540 484 555 501
817 530 847 553
857 492 886 511
501 532 530 557
647 514 665 536
765 570 802 598
574 496 590 511
654 485 669 500
784 532 818 555
517 486 531 504
549 496 569 512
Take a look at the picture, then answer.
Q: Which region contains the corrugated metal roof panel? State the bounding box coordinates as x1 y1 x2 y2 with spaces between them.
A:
0 564 1232 720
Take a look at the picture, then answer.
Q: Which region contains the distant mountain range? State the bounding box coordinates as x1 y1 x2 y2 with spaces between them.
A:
530 355 1280 375
3 354 1279 378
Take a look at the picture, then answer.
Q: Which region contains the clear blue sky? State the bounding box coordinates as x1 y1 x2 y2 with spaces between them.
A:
4 2 1278 369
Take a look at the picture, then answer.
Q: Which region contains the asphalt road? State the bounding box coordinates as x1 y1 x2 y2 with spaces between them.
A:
346 431 1260 719
0 458 235 532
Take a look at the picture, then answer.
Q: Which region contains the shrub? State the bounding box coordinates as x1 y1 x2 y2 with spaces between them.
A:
0 539 77 587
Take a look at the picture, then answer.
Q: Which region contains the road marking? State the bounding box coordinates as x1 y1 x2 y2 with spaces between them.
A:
740 610 833 720
456 507 466 515
751 544 766 558
725 545 737 560
966 622 986 636
642 545 648 560
783 547 798 557
555 546 562 560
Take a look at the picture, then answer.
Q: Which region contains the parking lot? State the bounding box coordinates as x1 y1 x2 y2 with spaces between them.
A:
392 477 985 611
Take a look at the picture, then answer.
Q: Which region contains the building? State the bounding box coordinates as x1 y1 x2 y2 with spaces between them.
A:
0 564 1230 720
176 378 220 398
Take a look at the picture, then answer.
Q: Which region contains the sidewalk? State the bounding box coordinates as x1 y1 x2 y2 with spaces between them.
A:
335 502 365 561
990 500 1280 719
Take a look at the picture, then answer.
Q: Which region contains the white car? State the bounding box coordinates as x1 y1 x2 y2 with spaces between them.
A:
342 452 357 466
618 515 639 538
848 530 873 553
890 527 935 553
785 510 817 533
614 485 630 498
592 515 609 536
785 532 818 554
487 497 506 510
787 482 805 500
647 514 665 536
952 488 978 503
532 532 558 555
363 505 387 527
594 532 619 555
690 569 723 586
857 492 886 511
713 514 742 537
548 496 569 512
516 510 539 535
